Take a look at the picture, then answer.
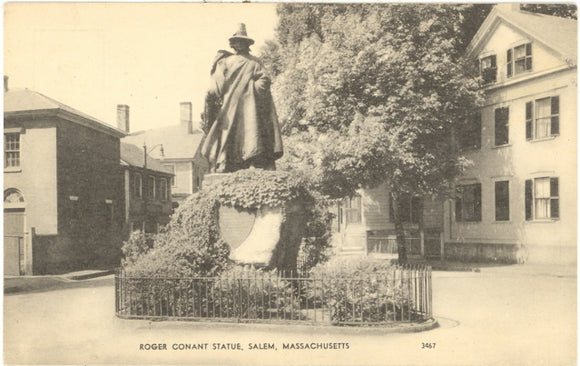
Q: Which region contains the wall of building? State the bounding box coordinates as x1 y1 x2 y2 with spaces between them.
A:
4 119 58 235
125 168 173 235
171 160 193 196
447 43 577 264
333 183 444 257
56 119 125 271
480 22 564 85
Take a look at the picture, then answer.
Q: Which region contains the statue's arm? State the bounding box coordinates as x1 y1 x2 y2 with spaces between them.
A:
252 61 272 96
202 62 227 134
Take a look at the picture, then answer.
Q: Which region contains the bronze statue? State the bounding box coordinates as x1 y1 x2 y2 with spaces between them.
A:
201 23 283 173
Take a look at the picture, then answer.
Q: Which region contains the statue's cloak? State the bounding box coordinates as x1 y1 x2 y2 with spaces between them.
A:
201 52 283 172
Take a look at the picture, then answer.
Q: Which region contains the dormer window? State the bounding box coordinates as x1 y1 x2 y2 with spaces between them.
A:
479 55 497 84
507 43 532 77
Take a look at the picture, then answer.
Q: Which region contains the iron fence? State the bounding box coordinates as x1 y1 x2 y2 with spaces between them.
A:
115 265 432 326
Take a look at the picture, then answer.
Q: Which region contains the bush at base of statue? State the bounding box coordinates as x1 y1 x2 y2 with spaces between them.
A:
121 169 332 277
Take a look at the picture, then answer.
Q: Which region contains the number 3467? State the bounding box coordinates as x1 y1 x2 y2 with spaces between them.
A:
421 343 436 349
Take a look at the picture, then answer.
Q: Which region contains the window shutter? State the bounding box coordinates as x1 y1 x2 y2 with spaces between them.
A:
495 107 509 146
550 178 559 219
495 181 510 221
455 187 462 222
551 97 560 135
550 199 560 219
507 49 513 77
491 55 498 82
474 112 482 149
525 43 532 70
411 197 422 224
474 183 482 221
389 195 394 223
525 180 533 220
525 102 533 140
550 177 559 197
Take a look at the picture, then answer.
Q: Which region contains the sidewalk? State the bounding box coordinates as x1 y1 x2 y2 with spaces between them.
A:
405 258 577 277
4 269 114 294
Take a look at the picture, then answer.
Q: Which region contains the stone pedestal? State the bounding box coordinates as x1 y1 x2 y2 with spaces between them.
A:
202 172 306 271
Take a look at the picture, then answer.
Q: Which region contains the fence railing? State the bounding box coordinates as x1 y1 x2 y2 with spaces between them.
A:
367 236 421 255
367 231 442 258
115 265 432 326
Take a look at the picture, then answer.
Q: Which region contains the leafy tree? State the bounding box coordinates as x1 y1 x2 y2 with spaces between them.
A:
520 3 577 19
262 4 485 262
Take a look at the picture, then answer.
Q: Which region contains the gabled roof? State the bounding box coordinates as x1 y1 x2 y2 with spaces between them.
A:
120 142 173 175
4 89 126 138
467 6 577 65
123 124 205 160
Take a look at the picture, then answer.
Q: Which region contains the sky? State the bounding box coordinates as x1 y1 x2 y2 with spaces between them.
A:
4 2 279 132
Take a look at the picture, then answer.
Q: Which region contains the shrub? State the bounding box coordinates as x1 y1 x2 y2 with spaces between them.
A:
308 257 415 323
123 192 229 277
122 168 333 277
212 169 311 209
121 231 155 266
209 266 301 319
118 265 303 320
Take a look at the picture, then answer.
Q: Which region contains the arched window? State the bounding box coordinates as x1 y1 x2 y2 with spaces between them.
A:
4 188 24 204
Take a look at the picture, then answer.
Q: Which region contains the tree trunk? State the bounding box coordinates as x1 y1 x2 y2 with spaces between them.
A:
391 191 408 264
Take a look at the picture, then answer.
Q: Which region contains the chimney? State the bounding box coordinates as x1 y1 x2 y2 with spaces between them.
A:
496 3 520 12
4 76 8 92
117 104 130 133
180 102 193 134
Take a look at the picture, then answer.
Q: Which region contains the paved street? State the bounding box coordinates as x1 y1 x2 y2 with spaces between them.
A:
4 265 576 366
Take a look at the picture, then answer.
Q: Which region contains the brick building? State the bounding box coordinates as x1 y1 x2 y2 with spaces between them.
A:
120 141 174 234
4 88 126 274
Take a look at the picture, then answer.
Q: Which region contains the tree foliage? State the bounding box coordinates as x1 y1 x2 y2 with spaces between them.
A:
261 4 488 262
520 3 577 19
263 4 484 199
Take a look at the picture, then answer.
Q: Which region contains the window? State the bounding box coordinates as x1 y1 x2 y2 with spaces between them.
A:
104 200 114 228
147 176 155 199
526 96 559 140
455 183 482 222
494 107 509 146
479 55 497 84
526 177 559 220
133 172 142 199
495 181 510 221
507 43 532 77
163 164 176 186
5 133 20 169
159 178 168 201
459 112 481 150
343 194 362 225
389 194 422 223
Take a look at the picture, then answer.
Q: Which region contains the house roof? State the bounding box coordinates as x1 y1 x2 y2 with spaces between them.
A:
120 142 173 174
467 6 577 65
4 89 126 138
122 124 205 160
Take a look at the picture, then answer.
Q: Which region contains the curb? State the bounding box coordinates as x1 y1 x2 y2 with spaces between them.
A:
4 271 114 294
67 270 114 281
118 316 439 336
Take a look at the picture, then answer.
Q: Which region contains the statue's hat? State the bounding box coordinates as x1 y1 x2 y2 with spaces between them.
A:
228 23 255 45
